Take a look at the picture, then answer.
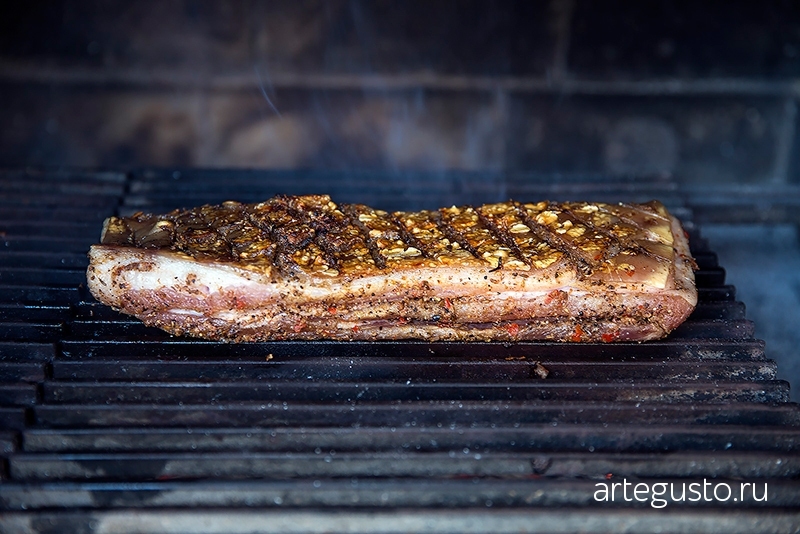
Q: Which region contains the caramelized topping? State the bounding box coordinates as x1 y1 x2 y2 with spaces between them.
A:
100 196 680 284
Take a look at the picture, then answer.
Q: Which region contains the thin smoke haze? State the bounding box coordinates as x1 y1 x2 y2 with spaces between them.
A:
254 65 282 118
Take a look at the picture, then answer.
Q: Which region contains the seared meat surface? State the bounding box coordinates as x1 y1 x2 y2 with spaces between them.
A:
87 196 697 342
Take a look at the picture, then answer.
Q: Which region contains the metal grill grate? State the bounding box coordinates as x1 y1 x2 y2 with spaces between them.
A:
0 169 799 533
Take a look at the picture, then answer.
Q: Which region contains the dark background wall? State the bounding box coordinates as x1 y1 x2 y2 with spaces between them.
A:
1 0 800 186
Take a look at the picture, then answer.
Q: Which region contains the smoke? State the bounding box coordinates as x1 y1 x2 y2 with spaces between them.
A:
254 66 282 118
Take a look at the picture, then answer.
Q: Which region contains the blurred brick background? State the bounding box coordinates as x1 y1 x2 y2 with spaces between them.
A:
1 0 800 185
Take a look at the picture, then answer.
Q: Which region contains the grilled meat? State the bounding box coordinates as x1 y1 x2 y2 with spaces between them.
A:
87 195 697 342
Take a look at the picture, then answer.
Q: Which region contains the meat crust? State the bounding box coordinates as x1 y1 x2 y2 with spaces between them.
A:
87 196 697 342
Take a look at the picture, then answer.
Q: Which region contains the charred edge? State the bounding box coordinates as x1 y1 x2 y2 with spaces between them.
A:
243 208 276 244
158 219 177 248
212 204 276 263
475 206 529 267
119 215 144 247
132 214 180 250
224 206 264 254
390 212 432 259
163 209 209 254
108 217 136 246
242 206 288 269
288 201 343 271
198 209 238 260
312 233 341 270
342 204 387 270
434 209 485 264
244 199 310 274
562 206 636 262
513 201 593 276
273 197 318 254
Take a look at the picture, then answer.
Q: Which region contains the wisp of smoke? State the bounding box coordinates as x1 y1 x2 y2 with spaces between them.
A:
254 65 282 118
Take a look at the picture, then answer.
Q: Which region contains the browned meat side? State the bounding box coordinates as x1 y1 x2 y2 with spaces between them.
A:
87 196 697 342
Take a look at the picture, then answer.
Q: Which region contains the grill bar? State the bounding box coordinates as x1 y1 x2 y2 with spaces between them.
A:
22 424 800 453
1 479 796 508
31 402 800 428
50 359 777 382
2 509 800 534
9 451 800 481
41 380 790 405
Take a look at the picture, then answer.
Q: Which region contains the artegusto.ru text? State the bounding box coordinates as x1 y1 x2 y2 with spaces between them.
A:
594 479 767 508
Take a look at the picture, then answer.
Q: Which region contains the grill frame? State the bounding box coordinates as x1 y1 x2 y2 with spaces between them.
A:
0 168 799 533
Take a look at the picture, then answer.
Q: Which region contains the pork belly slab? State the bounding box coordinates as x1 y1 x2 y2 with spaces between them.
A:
87 196 697 342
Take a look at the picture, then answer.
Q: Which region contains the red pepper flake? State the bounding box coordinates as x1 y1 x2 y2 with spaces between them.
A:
233 297 247 310
571 324 584 342
594 253 603 261
601 332 616 343
327 306 337 314
544 290 562 305
444 298 453 311
505 323 520 337
626 269 635 277
397 317 407 325
292 321 306 333
352 325 360 333
605 473 613 480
